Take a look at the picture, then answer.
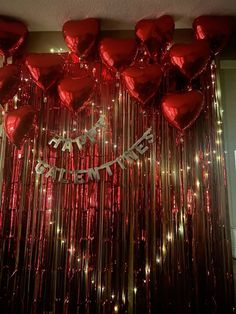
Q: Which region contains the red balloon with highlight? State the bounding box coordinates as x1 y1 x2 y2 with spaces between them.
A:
0 15 28 57
122 64 162 104
169 40 210 80
4 105 37 148
161 90 203 131
193 15 233 55
0 64 21 105
58 76 95 112
63 18 100 59
99 38 137 72
135 15 175 57
25 53 63 91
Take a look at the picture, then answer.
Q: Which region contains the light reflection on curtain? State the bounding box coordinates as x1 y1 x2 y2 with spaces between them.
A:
0 56 234 313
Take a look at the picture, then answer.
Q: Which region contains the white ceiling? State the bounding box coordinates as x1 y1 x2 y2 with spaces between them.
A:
0 0 235 31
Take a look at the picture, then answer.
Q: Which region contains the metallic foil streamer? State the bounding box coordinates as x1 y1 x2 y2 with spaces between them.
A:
0 56 234 314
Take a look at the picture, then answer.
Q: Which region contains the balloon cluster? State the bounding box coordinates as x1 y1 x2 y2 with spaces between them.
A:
0 14 233 147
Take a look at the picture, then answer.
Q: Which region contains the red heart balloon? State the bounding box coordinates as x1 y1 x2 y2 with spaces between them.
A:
135 15 175 57
4 105 37 148
58 76 95 112
161 90 203 131
122 64 162 104
99 38 137 72
193 16 233 55
169 40 210 80
0 15 28 57
25 53 63 91
63 18 100 59
0 64 21 105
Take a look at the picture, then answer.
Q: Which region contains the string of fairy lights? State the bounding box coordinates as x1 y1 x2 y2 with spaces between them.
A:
0 46 229 313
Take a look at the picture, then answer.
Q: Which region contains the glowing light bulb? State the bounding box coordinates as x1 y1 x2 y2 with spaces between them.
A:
162 245 166 254
179 225 184 234
145 265 150 275
114 305 119 312
167 233 172 241
134 287 137 294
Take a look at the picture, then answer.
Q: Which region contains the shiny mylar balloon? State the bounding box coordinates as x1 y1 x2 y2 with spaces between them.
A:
135 15 175 58
99 38 137 72
122 64 162 104
58 76 95 112
0 15 28 57
169 40 210 80
25 53 63 91
63 18 100 59
193 15 233 55
0 64 21 105
4 105 37 148
161 90 203 131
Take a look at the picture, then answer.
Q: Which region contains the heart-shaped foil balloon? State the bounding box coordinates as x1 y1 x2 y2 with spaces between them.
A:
25 53 63 91
193 15 233 55
135 15 175 57
63 18 100 59
0 15 28 57
99 38 137 72
58 76 95 112
161 90 203 131
0 64 21 105
169 40 210 80
4 105 37 148
122 64 162 104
